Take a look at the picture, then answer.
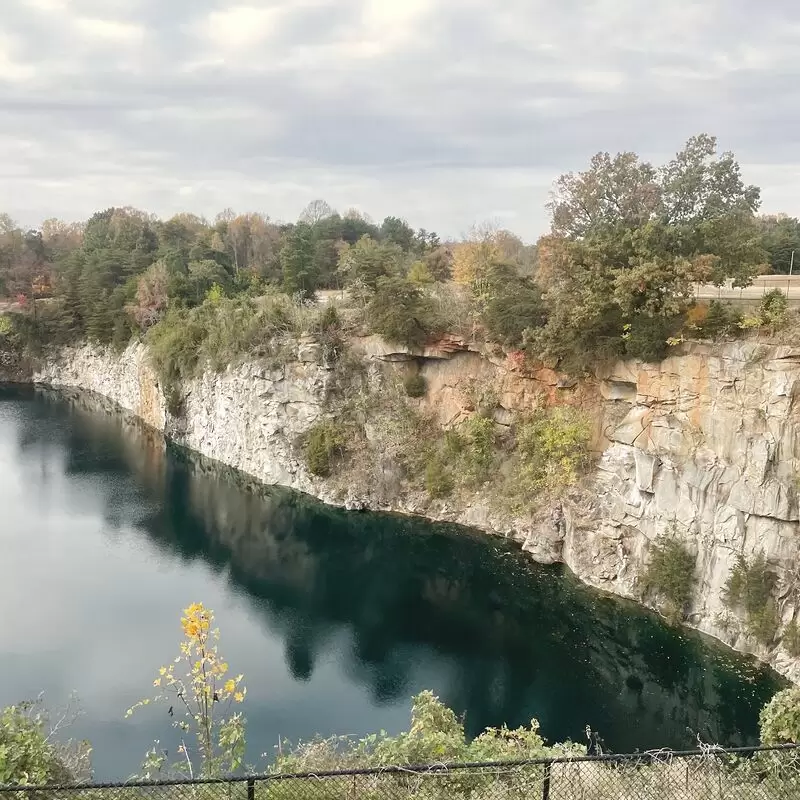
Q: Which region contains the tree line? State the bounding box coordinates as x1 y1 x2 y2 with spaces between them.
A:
0 133 795 371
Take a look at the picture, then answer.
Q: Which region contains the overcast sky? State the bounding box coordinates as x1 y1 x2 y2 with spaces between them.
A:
3 0 800 241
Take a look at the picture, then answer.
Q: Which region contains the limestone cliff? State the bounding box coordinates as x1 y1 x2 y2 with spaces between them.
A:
31 338 800 683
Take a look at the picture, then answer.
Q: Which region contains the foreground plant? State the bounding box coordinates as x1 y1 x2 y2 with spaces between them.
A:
272 690 582 774
127 602 247 778
0 695 91 786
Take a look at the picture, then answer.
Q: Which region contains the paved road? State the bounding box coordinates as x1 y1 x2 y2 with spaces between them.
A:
696 276 800 303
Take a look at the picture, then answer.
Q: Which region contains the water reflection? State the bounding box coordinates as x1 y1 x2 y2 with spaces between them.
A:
0 386 784 778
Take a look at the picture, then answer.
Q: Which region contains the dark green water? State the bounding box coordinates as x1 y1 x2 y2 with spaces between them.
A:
0 386 784 780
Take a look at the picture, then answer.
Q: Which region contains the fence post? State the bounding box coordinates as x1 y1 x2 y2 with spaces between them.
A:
247 777 255 800
541 762 551 800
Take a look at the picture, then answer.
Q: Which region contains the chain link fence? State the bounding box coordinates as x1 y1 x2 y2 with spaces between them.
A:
3 745 800 800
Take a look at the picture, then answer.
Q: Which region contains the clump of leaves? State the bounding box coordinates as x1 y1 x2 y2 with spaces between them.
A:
304 421 348 477
783 620 800 657
424 455 453 498
642 536 696 620
272 691 581 776
760 686 800 744
758 289 789 334
366 277 438 348
512 407 592 500
458 416 497 487
698 301 743 339
418 416 497 499
126 602 246 779
623 316 675 362
403 372 427 398
723 553 779 645
0 697 90 786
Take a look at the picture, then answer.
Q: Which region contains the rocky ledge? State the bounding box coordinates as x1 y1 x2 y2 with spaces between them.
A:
31 337 800 683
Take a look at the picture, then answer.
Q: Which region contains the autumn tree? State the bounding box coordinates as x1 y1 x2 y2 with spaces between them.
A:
40 218 83 264
422 246 453 281
127 602 246 779
299 199 335 225
408 260 435 286
131 260 170 329
658 134 760 224
548 151 660 238
531 134 768 371
452 230 500 287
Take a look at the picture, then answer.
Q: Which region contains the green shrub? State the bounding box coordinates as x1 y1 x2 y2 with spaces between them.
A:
724 553 779 644
758 289 789 333
513 407 592 498
403 372 427 398
147 306 207 386
0 703 82 786
624 316 674 362
642 536 696 620
366 277 437 348
480 264 544 348
272 691 573 775
418 416 497 498
147 293 320 395
424 455 454 498
784 620 800 657
760 686 800 744
304 421 348 477
459 416 497 486
698 301 743 339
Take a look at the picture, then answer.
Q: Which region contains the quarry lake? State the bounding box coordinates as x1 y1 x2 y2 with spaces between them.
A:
0 386 784 780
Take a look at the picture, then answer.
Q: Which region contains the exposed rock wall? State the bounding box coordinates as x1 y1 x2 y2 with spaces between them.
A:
32 338 800 682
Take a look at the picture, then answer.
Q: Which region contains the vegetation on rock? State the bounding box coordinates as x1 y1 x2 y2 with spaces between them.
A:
723 553 780 645
403 372 427 398
304 421 349 477
642 536 697 620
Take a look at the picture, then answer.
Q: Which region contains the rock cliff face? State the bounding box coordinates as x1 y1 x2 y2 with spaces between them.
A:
32 338 800 683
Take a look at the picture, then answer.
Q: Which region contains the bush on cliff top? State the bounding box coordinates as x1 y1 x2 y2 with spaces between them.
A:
147 292 346 399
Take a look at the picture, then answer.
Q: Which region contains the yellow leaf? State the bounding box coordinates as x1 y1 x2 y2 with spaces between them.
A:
224 679 236 694
159 666 167 676
153 678 161 687
234 692 244 703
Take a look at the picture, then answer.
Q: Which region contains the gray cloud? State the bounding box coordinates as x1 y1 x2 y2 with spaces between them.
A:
3 0 800 239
